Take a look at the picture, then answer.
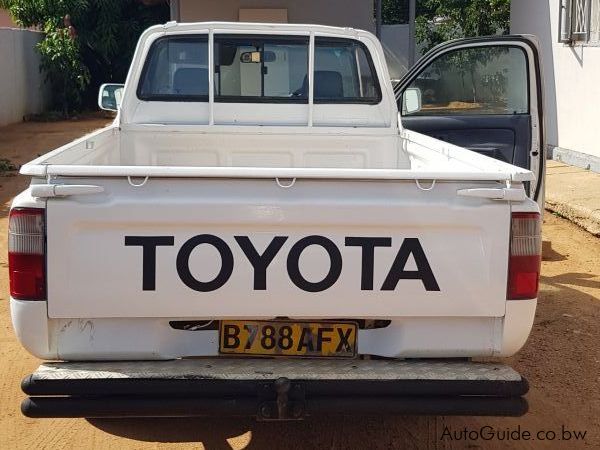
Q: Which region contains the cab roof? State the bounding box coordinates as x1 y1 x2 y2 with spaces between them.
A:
148 21 374 39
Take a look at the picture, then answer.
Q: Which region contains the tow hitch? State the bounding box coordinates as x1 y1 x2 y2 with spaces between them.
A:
258 377 306 420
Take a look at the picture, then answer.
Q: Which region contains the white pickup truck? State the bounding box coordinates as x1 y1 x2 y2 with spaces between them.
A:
10 22 544 420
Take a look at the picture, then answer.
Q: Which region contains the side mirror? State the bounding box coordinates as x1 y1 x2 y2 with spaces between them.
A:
402 87 422 115
98 83 124 112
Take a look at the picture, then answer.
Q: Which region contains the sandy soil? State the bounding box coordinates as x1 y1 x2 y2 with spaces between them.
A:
0 119 598 449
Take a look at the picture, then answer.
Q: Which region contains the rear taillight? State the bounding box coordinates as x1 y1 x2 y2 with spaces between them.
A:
507 212 541 300
8 208 46 300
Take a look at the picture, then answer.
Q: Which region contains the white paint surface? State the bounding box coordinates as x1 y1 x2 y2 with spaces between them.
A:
9 23 541 362
511 0 600 159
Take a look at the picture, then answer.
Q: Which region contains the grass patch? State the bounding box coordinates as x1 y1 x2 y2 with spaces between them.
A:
0 158 17 176
551 210 568 220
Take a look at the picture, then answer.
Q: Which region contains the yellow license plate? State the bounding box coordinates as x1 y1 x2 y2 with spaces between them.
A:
219 320 357 358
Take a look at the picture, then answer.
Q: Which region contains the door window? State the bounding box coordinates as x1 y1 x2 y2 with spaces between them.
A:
402 46 528 116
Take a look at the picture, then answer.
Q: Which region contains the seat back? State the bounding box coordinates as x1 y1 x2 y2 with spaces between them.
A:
173 68 208 96
314 70 344 98
294 70 344 99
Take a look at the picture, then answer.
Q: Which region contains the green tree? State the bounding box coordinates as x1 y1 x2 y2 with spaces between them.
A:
381 0 409 25
2 0 168 115
37 23 91 115
413 1 511 106
416 0 511 52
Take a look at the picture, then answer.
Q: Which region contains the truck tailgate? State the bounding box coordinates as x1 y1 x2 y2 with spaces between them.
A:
46 177 510 319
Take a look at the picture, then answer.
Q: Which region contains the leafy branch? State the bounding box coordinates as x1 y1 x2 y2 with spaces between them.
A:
415 0 511 52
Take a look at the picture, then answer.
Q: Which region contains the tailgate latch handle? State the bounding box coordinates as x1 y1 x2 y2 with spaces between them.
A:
30 184 104 198
457 187 527 202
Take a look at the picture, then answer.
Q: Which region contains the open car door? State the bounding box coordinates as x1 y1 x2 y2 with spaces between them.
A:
395 35 544 203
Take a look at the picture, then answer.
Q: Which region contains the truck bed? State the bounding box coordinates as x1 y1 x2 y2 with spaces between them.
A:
20 124 534 183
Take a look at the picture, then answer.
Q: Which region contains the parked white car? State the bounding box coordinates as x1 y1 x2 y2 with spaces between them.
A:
11 22 544 419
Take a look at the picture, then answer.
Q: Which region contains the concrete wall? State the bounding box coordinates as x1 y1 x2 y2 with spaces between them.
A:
0 28 49 126
178 0 375 33
511 1 600 170
0 9 17 27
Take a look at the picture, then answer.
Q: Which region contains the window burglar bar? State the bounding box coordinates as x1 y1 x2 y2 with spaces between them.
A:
560 0 599 43
572 0 591 40
591 0 600 42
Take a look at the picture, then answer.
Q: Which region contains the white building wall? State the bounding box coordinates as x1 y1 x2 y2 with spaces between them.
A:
511 0 600 170
178 0 375 33
0 28 49 126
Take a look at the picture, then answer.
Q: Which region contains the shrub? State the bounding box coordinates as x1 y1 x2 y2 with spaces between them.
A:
37 23 90 115
2 0 168 115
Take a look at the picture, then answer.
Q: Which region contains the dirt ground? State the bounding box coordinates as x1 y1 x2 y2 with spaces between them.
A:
0 118 599 449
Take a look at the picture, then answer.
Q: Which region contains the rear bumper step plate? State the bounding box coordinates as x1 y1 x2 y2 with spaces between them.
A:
21 358 529 419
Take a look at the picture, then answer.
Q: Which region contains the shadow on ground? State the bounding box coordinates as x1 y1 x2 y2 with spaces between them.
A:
88 415 435 449
542 240 566 262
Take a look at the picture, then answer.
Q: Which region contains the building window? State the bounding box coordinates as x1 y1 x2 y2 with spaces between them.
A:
560 0 600 44
593 0 600 41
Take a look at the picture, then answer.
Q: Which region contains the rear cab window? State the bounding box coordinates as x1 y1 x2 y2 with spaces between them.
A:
214 35 309 103
138 36 209 101
137 34 381 105
314 38 381 104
